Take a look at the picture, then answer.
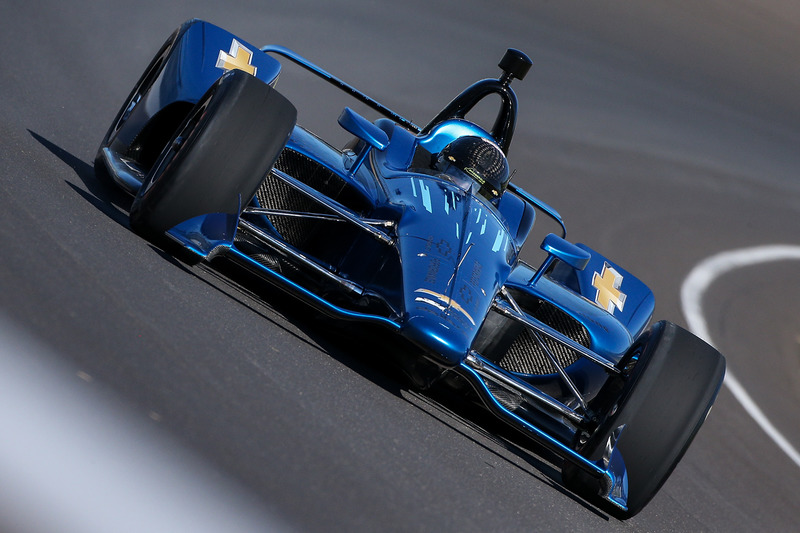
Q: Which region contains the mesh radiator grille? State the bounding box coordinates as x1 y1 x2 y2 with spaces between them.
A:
252 148 370 248
496 300 589 375
253 149 339 247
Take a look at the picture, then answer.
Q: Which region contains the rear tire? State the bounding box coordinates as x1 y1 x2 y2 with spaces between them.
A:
129 69 296 241
562 320 725 518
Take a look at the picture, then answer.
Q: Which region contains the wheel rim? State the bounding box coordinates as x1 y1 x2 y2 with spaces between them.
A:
139 94 211 198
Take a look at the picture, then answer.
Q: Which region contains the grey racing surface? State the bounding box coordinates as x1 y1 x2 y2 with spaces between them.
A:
2 1 800 531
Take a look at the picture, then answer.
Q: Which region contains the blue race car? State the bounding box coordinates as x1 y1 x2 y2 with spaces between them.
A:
95 20 726 518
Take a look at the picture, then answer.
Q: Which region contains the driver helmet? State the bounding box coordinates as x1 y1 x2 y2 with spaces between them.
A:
436 136 510 201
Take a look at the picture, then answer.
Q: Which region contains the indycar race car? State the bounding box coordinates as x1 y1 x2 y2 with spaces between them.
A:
95 20 726 518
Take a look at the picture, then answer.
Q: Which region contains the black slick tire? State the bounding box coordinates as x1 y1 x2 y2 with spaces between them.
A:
129 69 296 241
562 320 726 518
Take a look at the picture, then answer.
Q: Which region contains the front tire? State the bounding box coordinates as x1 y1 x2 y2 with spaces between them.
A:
129 69 296 241
563 320 725 518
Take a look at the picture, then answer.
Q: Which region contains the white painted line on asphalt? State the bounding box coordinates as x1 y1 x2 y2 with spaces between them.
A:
681 245 800 469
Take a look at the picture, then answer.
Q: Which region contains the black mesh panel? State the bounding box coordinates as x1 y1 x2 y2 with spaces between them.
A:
495 300 589 375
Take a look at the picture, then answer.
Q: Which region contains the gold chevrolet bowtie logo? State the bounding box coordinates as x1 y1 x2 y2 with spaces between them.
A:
216 39 257 76
592 263 626 314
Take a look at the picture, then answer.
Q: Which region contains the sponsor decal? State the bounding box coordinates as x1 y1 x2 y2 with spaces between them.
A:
414 288 475 326
216 39 257 76
592 262 626 314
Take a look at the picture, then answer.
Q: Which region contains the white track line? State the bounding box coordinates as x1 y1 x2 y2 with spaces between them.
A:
681 245 800 469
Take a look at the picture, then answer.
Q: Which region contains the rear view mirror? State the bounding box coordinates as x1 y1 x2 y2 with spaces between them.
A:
531 233 591 285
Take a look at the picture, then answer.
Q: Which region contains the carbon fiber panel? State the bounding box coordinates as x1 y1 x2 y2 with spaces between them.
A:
253 150 325 247
496 300 589 375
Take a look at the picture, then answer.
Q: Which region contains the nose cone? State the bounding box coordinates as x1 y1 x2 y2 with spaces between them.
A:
392 175 516 366
403 315 469 366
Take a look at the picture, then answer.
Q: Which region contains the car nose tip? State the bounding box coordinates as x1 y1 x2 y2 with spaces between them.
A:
402 315 468 366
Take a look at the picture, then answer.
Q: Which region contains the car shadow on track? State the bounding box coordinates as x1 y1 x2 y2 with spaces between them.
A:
28 131 206 274
28 130 133 229
200 257 410 395
408 383 611 520
201 257 612 521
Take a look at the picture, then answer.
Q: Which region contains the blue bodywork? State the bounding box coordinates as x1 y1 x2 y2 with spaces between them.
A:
98 20 282 195
98 20 666 512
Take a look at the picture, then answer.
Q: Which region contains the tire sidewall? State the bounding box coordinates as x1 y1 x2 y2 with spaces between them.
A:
564 320 725 517
129 69 296 239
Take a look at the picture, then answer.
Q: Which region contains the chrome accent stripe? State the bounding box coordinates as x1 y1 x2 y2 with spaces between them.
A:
238 219 364 296
224 243 402 331
244 207 344 222
501 287 588 409
464 351 583 424
507 183 566 238
243 206 395 228
531 331 587 411
455 359 628 511
261 45 421 133
492 298 621 374
268 168 395 246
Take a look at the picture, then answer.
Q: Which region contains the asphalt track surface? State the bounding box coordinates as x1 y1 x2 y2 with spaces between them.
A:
2 1 800 531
